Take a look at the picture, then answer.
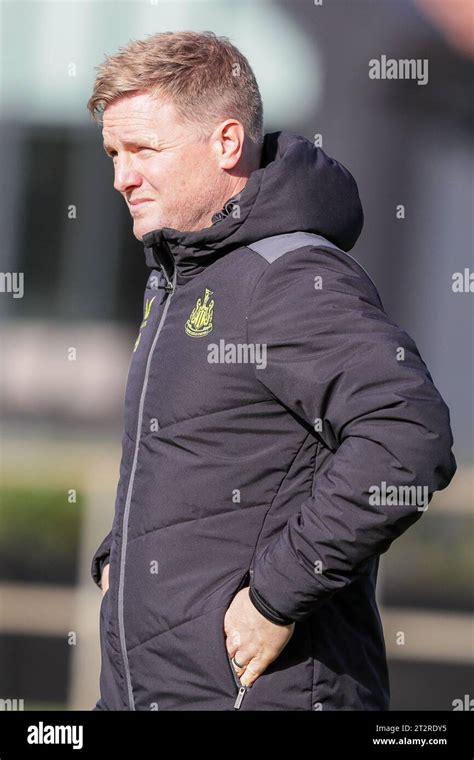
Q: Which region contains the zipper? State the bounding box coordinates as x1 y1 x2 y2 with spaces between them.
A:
117 258 177 711
234 685 248 710
227 568 251 709
227 651 249 710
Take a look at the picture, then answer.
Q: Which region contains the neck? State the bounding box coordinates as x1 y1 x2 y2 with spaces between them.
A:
210 144 262 226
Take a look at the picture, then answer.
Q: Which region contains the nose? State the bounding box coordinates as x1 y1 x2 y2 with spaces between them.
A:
113 156 143 194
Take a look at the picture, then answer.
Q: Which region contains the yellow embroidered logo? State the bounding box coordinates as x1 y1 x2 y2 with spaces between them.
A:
185 288 214 337
133 295 156 352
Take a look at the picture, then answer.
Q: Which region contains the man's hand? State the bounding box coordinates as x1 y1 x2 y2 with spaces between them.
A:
101 563 110 596
224 587 295 687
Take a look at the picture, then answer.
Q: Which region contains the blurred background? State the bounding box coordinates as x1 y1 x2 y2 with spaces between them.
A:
0 0 472 711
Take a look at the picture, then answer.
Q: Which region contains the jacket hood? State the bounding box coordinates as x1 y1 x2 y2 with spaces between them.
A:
142 131 364 278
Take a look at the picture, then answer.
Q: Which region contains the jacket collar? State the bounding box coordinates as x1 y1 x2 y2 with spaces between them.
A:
141 177 262 286
141 130 364 286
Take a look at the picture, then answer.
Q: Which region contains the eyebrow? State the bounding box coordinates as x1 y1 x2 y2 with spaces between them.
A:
103 141 125 156
102 137 157 155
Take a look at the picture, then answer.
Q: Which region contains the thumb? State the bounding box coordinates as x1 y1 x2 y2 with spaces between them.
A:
240 656 265 687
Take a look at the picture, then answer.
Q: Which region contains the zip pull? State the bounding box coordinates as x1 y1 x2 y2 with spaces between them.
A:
159 268 175 294
156 278 174 294
233 685 248 710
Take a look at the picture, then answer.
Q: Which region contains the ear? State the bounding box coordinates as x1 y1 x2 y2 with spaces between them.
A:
212 119 245 170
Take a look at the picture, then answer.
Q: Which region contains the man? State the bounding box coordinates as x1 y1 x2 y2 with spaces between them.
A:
87 31 456 711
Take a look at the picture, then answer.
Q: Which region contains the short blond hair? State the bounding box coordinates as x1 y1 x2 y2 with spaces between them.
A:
87 30 264 146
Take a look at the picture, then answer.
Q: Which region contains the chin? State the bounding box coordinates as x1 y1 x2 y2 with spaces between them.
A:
133 219 160 241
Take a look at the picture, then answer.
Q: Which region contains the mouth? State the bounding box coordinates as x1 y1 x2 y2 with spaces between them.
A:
129 199 153 212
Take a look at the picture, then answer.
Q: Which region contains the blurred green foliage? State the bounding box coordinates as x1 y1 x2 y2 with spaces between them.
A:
0 486 82 553
382 513 474 610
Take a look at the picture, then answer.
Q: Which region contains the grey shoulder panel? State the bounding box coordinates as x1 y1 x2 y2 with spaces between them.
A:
247 232 340 263
247 231 378 292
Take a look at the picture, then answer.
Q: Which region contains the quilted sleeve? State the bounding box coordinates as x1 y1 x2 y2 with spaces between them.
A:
246 245 456 624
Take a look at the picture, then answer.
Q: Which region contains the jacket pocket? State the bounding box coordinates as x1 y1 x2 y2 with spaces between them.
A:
224 569 252 710
226 650 249 710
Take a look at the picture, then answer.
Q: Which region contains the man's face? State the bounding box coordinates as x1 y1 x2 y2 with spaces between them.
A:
102 91 223 240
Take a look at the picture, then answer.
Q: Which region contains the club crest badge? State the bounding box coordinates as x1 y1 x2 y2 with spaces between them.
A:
185 288 214 337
